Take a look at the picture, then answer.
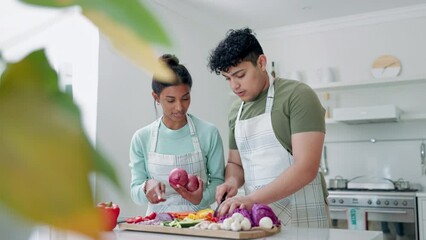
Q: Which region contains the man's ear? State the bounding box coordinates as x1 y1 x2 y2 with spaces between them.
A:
257 55 267 71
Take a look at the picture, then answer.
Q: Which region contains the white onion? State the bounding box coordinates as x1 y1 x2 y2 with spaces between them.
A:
208 223 220 230
221 218 233 230
240 217 252 230
259 217 273 229
230 221 242 231
231 212 244 222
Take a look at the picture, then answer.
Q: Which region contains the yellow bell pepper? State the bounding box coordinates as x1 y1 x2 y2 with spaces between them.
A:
195 208 214 219
186 213 197 220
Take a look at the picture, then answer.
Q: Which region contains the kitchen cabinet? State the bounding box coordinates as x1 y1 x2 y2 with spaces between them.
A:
418 193 426 240
309 77 426 124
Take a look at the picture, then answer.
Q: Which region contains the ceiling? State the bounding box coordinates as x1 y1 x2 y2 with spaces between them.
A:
1 0 426 49
149 0 426 30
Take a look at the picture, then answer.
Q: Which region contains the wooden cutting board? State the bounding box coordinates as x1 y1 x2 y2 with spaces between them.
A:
119 223 280 239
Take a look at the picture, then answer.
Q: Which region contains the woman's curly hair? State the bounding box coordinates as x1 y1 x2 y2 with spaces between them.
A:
207 27 264 75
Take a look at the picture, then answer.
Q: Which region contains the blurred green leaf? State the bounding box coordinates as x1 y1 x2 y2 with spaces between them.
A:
21 0 170 45
0 49 119 238
21 0 174 81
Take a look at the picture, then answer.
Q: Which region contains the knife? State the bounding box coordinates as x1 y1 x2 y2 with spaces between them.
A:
213 192 227 217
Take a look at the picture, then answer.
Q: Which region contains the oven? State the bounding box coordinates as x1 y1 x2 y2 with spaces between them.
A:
328 190 418 240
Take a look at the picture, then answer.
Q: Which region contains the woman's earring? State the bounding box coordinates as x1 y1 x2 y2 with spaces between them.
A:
156 101 160 105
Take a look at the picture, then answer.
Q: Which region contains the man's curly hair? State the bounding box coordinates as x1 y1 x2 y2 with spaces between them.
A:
207 27 264 75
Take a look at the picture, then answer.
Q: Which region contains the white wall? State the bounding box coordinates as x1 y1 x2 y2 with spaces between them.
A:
258 5 426 189
95 3 231 216
0 3 99 146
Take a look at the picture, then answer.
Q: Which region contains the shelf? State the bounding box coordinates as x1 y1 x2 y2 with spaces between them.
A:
310 77 426 92
325 113 426 124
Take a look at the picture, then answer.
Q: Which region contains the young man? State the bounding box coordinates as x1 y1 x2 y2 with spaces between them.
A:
208 28 329 227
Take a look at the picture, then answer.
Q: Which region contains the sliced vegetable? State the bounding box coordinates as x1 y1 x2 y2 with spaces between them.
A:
125 217 136 224
168 211 194 220
162 218 204 228
196 208 214 219
134 216 144 223
145 212 157 220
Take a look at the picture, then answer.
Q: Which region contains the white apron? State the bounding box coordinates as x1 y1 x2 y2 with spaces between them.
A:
146 115 208 214
234 78 329 227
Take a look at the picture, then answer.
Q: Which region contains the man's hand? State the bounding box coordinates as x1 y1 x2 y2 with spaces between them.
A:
216 195 255 217
215 181 238 204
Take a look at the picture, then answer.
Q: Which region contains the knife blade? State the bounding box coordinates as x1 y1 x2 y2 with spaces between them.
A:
213 192 227 217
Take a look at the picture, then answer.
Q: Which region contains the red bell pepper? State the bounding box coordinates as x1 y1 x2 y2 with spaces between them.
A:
97 201 120 231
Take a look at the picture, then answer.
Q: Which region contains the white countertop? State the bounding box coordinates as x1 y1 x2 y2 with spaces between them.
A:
111 227 382 240
61 227 382 240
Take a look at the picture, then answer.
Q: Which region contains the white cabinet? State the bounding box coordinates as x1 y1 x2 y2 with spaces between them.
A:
310 77 426 124
419 195 426 240
310 77 426 92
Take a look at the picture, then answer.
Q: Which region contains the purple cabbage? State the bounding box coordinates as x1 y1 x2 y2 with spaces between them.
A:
218 208 255 226
251 203 280 226
218 204 280 227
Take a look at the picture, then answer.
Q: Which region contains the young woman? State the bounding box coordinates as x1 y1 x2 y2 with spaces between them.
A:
130 54 225 214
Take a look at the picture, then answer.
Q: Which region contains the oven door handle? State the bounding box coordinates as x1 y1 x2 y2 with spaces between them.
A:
329 208 347 212
330 208 408 215
364 209 408 215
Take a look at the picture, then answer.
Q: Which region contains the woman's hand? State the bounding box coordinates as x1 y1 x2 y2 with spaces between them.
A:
145 179 166 204
217 195 254 217
170 177 204 205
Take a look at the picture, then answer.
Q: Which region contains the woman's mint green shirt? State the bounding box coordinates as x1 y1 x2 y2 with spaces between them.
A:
129 114 225 208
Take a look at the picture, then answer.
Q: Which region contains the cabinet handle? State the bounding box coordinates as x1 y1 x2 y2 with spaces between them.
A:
321 145 329 174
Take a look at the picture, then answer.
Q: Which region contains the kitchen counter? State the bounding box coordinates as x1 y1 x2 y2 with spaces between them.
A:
48 227 383 240
113 227 382 240
417 192 426 197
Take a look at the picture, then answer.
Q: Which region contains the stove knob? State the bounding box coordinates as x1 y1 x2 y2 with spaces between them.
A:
376 200 381 205
331 199 336 204
394 201 399 206
367 200 372 205
338 199 344 204
402 201 408 206
384 200 389 206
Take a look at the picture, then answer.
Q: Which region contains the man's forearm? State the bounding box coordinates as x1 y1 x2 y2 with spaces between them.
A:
225 162 245 188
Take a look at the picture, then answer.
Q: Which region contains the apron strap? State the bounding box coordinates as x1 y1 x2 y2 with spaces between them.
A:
187 115 202 153
265 76 275 113
149 118 161 152
149 115 202 153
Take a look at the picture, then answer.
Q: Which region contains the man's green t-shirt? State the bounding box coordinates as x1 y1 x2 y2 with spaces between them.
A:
228 78 326 152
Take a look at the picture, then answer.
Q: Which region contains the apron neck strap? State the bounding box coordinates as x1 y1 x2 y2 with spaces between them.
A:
236 75 275 120
150 114 202 152
265 76 275 113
